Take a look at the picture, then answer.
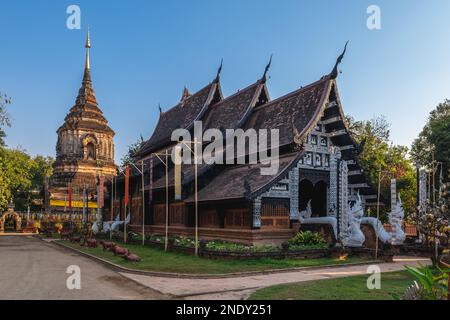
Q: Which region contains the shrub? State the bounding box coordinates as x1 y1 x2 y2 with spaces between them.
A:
205 240 278 253
145 234 165 242
403 264 449 300
173 236 197 248
288 231 326 247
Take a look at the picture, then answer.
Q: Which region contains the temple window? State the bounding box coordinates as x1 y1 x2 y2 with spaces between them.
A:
324 154 330 167
315 153 322 166
310 135 318 145
86 142 96 160
320 136 328 146
271 183 288 191
306 152 313 165
315 124 322 132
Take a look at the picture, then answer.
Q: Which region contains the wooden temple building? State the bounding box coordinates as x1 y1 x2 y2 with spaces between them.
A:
108 47 378 244
47 31 116 213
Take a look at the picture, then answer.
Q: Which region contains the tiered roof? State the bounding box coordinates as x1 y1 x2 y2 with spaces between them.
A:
139 46 380 203
137 80 223 156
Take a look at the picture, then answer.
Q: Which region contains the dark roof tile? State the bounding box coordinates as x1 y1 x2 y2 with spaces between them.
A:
245 77 331 147
138 82 220 155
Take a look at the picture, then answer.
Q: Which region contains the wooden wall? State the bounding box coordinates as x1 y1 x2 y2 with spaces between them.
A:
260 198 290 229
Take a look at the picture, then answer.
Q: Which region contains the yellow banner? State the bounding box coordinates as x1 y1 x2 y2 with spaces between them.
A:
50 199 98 209
174 145 182 200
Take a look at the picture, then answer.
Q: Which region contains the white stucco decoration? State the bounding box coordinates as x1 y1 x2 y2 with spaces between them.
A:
340 193 365 247
389 194 406 245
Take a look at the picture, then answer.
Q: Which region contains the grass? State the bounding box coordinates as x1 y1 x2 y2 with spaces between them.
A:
57 240 371 275
248 271 415 300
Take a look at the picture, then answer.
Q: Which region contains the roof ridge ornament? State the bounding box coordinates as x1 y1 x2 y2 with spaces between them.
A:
181 86 190 102
261 54 273 83
214 58 223 83
330 41 348 79
158 103 162 113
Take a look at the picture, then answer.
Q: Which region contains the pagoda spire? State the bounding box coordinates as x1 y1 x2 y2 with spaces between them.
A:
85 27 91 70
75 28 97 105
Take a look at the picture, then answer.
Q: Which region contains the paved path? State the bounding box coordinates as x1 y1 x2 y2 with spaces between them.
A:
0 236 168 300
0 236 431 300
120 256 431 300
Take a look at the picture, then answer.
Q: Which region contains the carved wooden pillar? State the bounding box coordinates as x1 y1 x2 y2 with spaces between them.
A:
338 160 349 241
329 148 340 217
252 196 262 228
289 163 299 221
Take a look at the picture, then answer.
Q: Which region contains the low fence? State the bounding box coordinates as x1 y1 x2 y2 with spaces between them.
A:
120 235 393 261
383 223 417 236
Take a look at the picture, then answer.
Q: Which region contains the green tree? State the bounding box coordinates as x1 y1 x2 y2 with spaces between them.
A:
411 100 450 184
0 147 11 209
120 135 144 168
0 147 34 211
0 92 11 146
29 155 54 211
347 115 417 221
0 149 54 211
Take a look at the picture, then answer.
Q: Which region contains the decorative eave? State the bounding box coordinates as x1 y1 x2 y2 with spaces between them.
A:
246 151 305 200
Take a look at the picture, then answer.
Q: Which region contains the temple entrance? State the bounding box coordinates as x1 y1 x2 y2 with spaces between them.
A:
299 179 328 217
0 212 22 233
311 181 327 217
298 179 313 212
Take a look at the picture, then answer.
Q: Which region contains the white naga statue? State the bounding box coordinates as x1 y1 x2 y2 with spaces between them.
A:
389 194 406 245
340 194 365 247
93 213 131 234
299 201 312 220
360 216 391 243
110 213 130 232
299 200 338 239
361 194 406 245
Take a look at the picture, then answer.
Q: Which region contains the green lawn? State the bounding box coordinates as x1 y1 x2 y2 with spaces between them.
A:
248 271 415 300
57 240 371 275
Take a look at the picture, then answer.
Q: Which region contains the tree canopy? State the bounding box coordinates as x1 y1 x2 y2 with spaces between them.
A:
411 100 450 183
0 92 54 211
0 92 11 146
120 135 144 168
347 115 417 221
0 147 54 211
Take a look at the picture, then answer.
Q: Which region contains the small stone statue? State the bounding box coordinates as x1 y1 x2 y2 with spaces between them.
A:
389 194 406 245
340 193 365 247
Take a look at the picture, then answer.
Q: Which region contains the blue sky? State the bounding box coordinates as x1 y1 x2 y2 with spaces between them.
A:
1 0 450 163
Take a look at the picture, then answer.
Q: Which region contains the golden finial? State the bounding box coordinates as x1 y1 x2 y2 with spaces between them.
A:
85 27 91 70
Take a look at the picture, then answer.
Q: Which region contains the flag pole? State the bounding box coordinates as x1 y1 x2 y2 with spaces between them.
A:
375 165 382 260
124 166 130 244
110 177 113 241
194 138 199 257
141 160 145 245
165 149 169 251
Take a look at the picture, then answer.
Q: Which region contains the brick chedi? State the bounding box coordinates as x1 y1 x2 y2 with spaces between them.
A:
48 31 116 212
